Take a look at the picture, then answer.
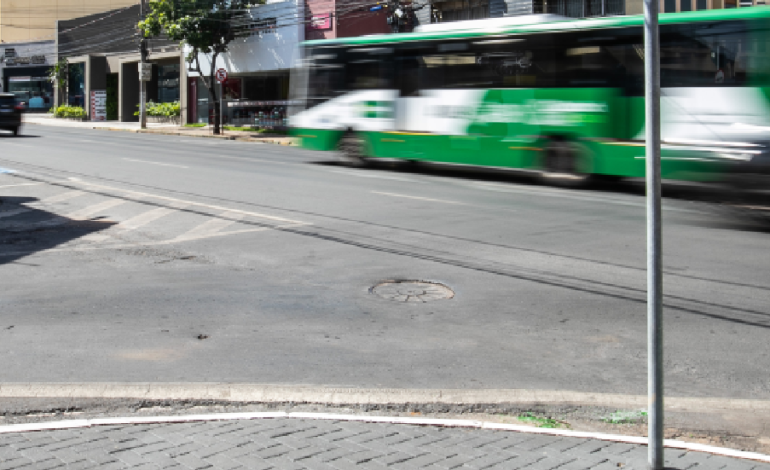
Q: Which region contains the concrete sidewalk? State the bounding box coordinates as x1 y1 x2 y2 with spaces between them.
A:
22 114 294 145
1 414 768 470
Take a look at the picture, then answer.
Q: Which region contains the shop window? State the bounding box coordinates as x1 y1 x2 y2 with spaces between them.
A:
697 0 707 9
8 76 53 108
681 0 692 10
68 62 85 107
157 64 180 103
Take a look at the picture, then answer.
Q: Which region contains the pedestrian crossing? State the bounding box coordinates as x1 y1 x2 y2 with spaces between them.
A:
0 174 308 254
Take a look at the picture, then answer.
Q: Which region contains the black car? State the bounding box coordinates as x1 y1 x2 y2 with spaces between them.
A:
0 93 22 136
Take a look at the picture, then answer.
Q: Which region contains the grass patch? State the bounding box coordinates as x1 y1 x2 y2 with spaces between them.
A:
602 410 648 424
517 413 562 428
184 123 206 128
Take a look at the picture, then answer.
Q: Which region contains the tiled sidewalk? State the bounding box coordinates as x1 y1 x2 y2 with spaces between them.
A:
1 416 767 470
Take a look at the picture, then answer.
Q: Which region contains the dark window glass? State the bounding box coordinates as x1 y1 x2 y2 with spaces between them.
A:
697 0 707 9
659 21 770 87
664 0 676 12
0 96 17 106
681 0 692 11
414 29 644 92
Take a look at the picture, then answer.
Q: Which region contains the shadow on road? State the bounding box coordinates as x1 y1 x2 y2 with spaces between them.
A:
0 196 116 265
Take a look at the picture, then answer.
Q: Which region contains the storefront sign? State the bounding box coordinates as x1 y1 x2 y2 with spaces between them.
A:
90 90 107 121
308 14 332 30
3 48 46 65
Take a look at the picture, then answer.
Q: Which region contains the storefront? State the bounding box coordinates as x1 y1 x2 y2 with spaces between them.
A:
0 41 55 111
189 0 301 129
190 72 290 127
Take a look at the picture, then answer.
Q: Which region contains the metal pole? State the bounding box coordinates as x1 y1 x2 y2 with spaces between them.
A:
220 81 224 134
644 0 663 466
139 0 147 130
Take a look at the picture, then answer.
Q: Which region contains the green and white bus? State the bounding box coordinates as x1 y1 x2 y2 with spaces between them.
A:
289 9 770 183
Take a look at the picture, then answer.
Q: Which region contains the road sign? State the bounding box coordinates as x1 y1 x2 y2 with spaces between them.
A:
215 68 228 83
139 63 152 82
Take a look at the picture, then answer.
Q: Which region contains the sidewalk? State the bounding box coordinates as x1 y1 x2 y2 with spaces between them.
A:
1 413 768 469
22 114 294 146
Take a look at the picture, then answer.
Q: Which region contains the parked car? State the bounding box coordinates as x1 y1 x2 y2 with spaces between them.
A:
0 93 23 136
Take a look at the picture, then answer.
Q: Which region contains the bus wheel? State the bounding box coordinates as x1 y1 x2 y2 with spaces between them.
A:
541 140 590 188
338 132 368 167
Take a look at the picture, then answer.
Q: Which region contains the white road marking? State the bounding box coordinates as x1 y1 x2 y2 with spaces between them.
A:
0 208 31 219
372 191 467 205
123 158 189 169
65 199 125 220
327 169 416 182
171 211 244 242
70 179 306 225
0 183 42 189
117 207 178 231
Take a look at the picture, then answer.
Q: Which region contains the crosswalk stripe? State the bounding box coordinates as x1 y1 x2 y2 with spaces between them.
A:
172 212 244 241
34 190 85 205
117 207 177 231
65 200 125 220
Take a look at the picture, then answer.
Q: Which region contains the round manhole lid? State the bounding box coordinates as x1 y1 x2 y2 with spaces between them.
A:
371 280 454 303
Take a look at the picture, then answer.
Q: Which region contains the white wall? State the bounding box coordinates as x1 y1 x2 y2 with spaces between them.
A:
190 0 304 76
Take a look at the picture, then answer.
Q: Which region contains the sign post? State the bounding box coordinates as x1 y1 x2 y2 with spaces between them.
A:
215 68 228 134
644 0 663 466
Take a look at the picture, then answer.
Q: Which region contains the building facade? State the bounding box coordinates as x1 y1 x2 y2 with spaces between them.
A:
0 40 55 110
0 0 138 43
56 4 184 122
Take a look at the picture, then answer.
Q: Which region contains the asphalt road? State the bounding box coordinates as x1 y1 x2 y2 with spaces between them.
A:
1 125 768 401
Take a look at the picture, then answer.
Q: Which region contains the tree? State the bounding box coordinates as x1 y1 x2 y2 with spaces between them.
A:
48 57 69 107
139 0 262 134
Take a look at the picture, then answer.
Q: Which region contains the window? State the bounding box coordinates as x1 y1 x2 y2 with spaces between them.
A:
659 21 762 87
157 64 180 103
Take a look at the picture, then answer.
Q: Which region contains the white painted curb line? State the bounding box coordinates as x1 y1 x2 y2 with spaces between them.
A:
0 412 768 464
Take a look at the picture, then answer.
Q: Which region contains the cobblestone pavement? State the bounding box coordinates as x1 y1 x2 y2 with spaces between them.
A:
1 418 768 470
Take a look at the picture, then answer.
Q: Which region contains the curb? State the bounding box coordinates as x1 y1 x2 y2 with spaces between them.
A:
2 383 769 413
0 412 768 464
23 121 295 145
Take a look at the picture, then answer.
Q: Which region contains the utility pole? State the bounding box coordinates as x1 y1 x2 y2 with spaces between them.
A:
139 0 148 129
644 0 663 465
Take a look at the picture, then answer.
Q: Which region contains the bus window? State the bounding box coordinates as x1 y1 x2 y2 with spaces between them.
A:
659 21 757 87
304 47 346 109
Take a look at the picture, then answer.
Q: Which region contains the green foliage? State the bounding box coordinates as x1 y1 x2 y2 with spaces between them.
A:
517 413 562 429
139 0 265 134
184 123 206 127
139 0 264 59
48 57 69 91
134 101 181 117
53 105 86 119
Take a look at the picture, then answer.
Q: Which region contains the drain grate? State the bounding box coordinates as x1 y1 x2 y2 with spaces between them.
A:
371 280 454 303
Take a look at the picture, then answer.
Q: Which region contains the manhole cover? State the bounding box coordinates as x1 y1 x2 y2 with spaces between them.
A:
371 280 454 303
